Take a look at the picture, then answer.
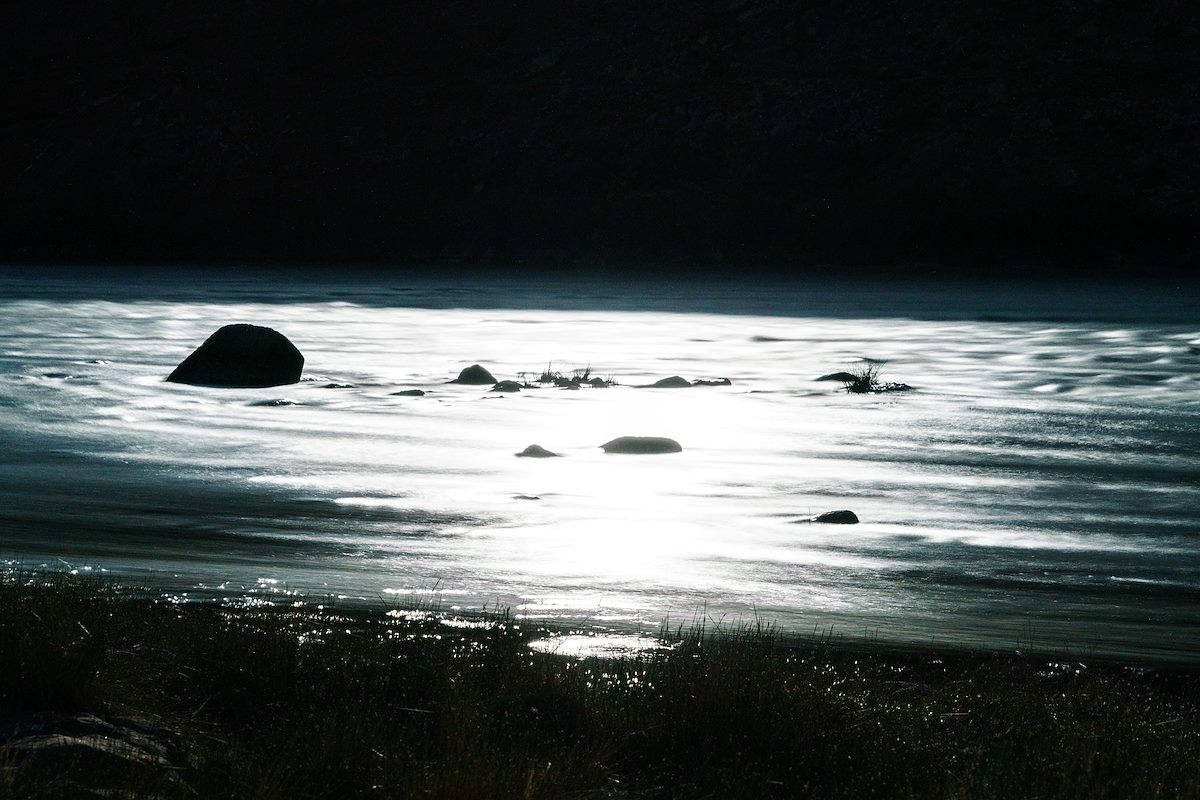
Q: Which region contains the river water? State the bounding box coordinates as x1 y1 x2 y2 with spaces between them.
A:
1 268 1197 663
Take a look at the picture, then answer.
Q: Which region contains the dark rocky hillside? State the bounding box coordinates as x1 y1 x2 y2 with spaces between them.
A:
3 1 1196 270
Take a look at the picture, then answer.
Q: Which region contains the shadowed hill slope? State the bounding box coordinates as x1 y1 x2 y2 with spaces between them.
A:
3 1 1196 270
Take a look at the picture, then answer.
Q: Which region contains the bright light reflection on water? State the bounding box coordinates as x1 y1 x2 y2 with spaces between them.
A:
1 272 1198 663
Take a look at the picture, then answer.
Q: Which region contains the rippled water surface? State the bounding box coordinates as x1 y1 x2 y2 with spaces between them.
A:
2 269 1197 662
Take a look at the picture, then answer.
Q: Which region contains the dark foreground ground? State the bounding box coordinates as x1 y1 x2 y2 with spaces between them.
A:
3 1 1197 270
2 575 1197 799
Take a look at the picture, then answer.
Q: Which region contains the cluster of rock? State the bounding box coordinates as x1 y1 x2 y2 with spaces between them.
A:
166 326 863 524
165 330 736 397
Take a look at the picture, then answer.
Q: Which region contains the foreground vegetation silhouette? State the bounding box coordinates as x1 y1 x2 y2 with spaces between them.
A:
2 574 1197 799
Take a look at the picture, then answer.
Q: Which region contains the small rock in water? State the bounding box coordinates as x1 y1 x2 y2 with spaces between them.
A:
806 510 859 524
492 380 522 392
167 324 304 388
323 382 355 389
392 389 425 396
692 377 731 386
601 436 682 454
643 375 692 388
816 372 858 382
516 444 560 458
454 364 496 384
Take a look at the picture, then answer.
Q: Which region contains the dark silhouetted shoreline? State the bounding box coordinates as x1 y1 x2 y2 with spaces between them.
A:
3 1 1196 272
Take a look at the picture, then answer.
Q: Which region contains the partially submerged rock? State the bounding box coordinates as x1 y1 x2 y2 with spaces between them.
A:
645 375 692 388
167 324 303 387
816 372 858 382
516 444 560 458
248 398 301 407
454 364 496 385
601 436 682 454
392 389 426 396
492 380 522 392
638 375 730 388
797 510 860 524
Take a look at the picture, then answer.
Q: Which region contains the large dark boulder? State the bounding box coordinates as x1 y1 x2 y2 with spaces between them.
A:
601 436 682 454
454 364 497 385
166 324 303 387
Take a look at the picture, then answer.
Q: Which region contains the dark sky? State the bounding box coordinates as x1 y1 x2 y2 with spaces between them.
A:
2 1 1196 275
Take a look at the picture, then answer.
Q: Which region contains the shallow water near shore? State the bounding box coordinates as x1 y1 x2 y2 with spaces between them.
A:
1 268 1198 663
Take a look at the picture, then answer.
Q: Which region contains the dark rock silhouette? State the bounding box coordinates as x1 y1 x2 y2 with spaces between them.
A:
392 389 425 396
642 376 692 388
816 372 858 382
166 324 303 388
601 436 682 454
805 510 860 524
516 444 560 458
638 376 730 388
492 380 522 392
454 364 497 385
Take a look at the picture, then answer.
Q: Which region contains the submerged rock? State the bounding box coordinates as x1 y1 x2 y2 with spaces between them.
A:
392 389 426 396
692 377 732 386
248 398 301 407
601 436 682 454
454 364 496 384
492 380 522 392
516 444 560 458
167 324 304 388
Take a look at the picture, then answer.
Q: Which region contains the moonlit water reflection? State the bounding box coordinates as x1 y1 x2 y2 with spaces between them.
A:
1 271 1197 663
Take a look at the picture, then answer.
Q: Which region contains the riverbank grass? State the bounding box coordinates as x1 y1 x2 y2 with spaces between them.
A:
2 574 1198 799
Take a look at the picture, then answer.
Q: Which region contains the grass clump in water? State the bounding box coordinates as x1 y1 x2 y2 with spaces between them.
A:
523 362 616 388
842 360 912 393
